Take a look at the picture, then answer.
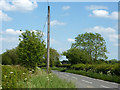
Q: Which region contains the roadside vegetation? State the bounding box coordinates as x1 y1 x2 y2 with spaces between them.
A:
51 32 120 84
1 30 74 88
2 65 75 88
1 31 119 88
52 63 120 84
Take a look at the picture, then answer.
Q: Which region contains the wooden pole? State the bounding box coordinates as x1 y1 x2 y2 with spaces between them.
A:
47 6 50 74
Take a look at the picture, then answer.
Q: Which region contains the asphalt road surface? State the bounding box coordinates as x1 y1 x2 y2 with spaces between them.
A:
52 70 120 89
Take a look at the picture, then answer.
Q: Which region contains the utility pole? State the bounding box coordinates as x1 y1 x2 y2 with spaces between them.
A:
47 6 50 74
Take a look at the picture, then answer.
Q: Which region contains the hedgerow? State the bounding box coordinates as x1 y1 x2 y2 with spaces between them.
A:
70 63 120 76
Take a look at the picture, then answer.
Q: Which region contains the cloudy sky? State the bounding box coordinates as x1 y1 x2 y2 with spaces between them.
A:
0 0 119 60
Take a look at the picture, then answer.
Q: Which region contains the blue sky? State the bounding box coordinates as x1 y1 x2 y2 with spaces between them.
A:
0 0 119 60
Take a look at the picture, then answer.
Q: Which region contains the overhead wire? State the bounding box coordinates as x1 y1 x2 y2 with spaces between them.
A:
41 0 49 34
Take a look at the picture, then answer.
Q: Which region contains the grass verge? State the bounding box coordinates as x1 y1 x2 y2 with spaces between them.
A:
17 67 75 88
2 65 75 88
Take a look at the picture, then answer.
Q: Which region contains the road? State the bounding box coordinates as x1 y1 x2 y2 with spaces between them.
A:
52 70 120 89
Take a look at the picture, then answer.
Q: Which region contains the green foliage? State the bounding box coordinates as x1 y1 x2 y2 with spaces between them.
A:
18 30 46 70
57 64 71 68
65 70 120 84
44 48 60 67
2 65 29 88
72 32 108 62
51 67 120 84
108 59 118 64
63 48 92 64
61 60 70 64
2 48 19 65
17 68 75 88
70 63 120 76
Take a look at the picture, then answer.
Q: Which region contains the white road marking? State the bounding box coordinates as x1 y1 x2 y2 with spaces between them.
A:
72 76 77 80
82 80 92 84
101 85 109 88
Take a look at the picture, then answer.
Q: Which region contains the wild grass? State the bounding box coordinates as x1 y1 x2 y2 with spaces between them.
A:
2 65 75 88
17 67 75 88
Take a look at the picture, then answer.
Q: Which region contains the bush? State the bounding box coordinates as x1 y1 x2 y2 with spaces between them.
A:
18 30 46 70
2 65 29 88
66 69 120 84
70 63 120 76
2 48 19 65
57 64 71 68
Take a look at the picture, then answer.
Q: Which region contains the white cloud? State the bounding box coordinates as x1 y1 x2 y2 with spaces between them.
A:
0 10 12 21
90 10 118 20
0 37 18 42
62 6 70 10
86 5 108 10
5 29 23 35
0 0 38 21
0 37 6 41
0 0 38 11
86 26 118 44
51 20 66 26
89 26 116 34
67 38 75 42
92 10 109 18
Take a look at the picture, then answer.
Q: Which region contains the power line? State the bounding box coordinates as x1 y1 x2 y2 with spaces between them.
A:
42 14 48 33
41 0 50 33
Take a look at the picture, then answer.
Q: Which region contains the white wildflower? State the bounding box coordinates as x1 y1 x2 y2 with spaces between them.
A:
46 77 48 79
107 71 111 75
37 67 40 69
99 72 103 75
24 78 27 81
29 71 32 73
4 75 7 78
10 72 13 74
49 73 51 76
23 73 25 75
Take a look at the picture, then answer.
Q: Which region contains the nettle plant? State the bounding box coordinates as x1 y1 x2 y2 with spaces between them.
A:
18 30 46 71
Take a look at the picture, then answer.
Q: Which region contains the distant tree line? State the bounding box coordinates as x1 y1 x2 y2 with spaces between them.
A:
1 31 119 70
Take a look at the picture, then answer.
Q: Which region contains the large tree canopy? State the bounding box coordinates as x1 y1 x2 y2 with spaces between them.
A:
18 30 46 70
71 32 108 62
63 48 92 64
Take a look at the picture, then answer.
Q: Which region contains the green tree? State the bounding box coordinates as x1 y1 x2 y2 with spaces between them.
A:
72 32 108 62
109 59 118 64
18 30 46 70
2 48 19 65
44 48 60 67
63 48 92 64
